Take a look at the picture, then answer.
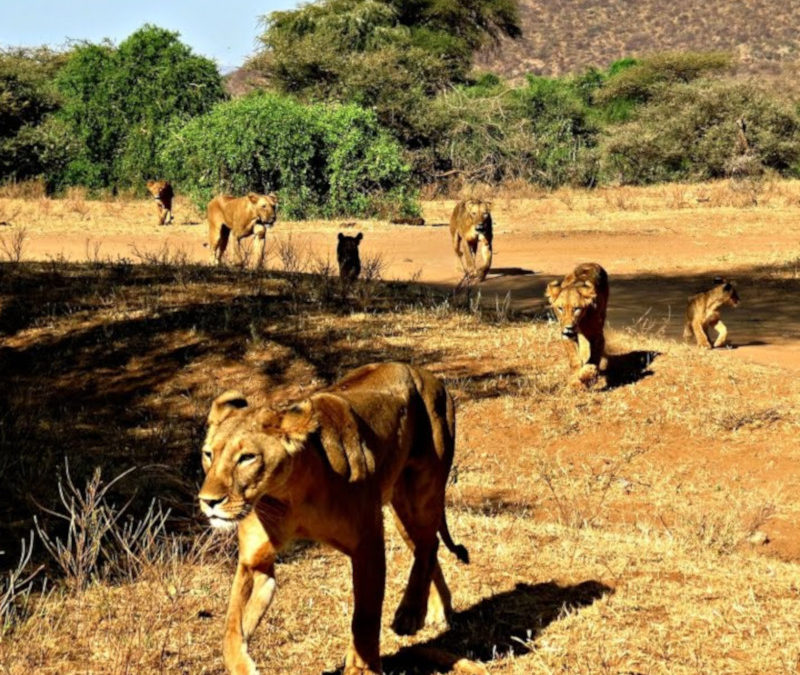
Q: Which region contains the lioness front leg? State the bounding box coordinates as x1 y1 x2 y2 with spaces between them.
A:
453 233 471 277
474 237 492 282
223 563 260 675
713 320 728 348
691 319 713 349
253 225 267 269
345 528 385 675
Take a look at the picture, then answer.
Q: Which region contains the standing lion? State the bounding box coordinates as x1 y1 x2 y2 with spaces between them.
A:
197 362 469 675
207 192 278 267
337 231 363 283
146 180 174 226
546 262 609 387
449 200 493 282
683 277 740 348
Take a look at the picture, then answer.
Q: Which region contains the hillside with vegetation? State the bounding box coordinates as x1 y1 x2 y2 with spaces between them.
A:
475 0 800 82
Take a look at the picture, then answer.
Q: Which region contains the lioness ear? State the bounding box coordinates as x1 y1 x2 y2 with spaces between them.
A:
280 400 318 454
338 232 344 241
355 232 363 243
247 192 260 204
545 280 561 303
208 390 248 426
580 280 598 301
267 193 278 206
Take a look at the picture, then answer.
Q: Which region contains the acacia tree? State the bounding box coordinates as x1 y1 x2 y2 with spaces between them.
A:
55 25 225 191
251 0 521 148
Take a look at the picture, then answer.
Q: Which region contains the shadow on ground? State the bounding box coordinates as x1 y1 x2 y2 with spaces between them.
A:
325 580 612 674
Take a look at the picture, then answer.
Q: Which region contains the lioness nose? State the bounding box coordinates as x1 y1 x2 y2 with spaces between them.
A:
200 495 227 509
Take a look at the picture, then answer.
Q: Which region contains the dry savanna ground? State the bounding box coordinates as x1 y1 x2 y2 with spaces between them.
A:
1 180 800 674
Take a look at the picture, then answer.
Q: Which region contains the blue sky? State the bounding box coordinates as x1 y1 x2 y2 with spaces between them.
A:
1 0 301 72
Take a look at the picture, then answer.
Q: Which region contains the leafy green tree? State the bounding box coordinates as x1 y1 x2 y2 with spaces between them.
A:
55 25 225 191
251 0 521 148
160 92 417 218
0 48 70 182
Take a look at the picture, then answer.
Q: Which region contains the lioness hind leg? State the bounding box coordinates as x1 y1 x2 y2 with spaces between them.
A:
713 320 728 348
211 225 231 264
390 488 445 636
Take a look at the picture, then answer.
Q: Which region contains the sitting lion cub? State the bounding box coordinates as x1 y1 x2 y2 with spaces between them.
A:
146 180 174 226
337 231 363 283
546 262 609 386
207 192 278 267
683 277 740 348
449 199 493 281
198 362 469 675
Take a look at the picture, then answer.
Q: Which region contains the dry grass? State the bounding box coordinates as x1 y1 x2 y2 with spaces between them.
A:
1 188 800 673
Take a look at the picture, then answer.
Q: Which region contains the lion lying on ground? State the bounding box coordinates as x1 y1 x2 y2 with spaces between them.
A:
449 200 493 282
198 362 469 675
546 262 609 387
146 180 174 226
337 231 362 283
683 277 740 348
207 192 278 267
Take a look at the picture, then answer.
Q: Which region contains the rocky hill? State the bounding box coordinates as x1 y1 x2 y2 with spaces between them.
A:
475 0 800 81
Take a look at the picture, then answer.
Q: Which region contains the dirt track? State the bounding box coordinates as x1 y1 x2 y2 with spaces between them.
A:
13 193 800 370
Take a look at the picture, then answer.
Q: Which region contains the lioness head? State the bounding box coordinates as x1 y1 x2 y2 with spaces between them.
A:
248 192 279 227
198 391 313 529
546 278 599 340
146 180 169 198
711 277 740 307
337 232 362 281
465 200 492 233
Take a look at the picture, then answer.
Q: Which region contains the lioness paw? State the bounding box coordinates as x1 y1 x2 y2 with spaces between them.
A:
392 604 426 635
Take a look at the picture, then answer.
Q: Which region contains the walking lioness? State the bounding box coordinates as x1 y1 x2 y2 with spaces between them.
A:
449 200 493 281
146 180 174 225
546 263 609 386
198 362 468 675
207 192 278 267
683 277 740 348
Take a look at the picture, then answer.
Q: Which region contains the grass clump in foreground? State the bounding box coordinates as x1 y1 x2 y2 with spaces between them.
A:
0 247 799 673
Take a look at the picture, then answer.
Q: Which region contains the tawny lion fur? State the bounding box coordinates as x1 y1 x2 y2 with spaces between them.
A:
207 192 278 266
546 262 609 386
683 278 740 348
146 180 174 226
198 362 469 675
449 200 493 282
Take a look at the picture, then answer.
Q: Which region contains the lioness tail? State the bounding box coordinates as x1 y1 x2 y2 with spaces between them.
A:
440 512 469 564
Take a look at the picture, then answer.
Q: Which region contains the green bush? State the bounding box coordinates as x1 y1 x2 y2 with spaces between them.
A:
53 25 225 192
160 92 418 218
600 80 800 184
427 73 598 187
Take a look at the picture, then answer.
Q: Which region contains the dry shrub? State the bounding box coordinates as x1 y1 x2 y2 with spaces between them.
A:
0 533 42 634
0 226 28 264
65 186 90 219
0 179 47 200
664 184 688 209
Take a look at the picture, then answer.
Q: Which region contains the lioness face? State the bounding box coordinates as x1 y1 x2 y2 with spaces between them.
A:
337 232 362 281
546 281 597 340
247 192 278 227
198 393 299 530
466 201 492 233
712 278 740 308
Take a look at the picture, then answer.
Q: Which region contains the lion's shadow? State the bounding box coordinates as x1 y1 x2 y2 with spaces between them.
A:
604 350 660 389
325 580 612 674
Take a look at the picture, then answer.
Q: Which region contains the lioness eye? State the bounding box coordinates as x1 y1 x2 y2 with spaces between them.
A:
202 450 212 462
238 453 256 464
556 307 563 313
573 308 581 314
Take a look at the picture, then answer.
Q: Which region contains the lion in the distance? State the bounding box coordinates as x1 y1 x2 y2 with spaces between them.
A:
449 200 493 282
198 362 469 675
207 192 278 267
683 277 740 348
546 262 609 387
337 231 362 283
146 180 174 226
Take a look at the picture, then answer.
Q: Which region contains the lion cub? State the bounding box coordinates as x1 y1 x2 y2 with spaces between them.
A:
337 232 362 283
146 180 174 226
546 262 609 386
449 199 493 281
683 277 740 348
